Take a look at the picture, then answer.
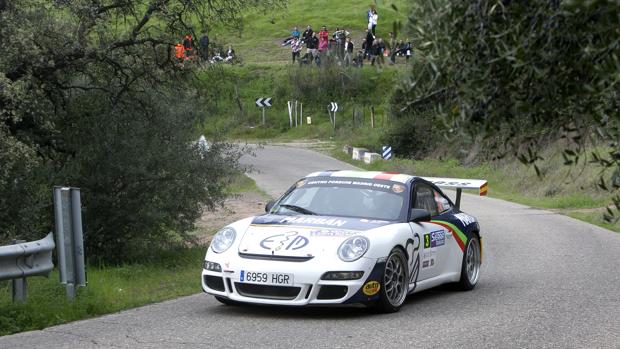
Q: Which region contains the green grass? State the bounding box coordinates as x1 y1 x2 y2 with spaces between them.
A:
226 172 270 198
0 247 205 336
209 0 411 64
198 64 402 141
330 144 620 233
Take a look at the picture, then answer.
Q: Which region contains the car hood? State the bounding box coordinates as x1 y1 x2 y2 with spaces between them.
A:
237 214 393 258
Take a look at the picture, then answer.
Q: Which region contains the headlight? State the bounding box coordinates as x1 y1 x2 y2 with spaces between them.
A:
211 227 236 253
338 236 370 262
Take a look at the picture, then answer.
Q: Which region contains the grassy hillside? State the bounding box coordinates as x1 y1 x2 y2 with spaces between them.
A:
208 0 411 64
197 63 405 142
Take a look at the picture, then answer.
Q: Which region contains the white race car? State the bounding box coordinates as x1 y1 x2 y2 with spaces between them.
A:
202 170 487 312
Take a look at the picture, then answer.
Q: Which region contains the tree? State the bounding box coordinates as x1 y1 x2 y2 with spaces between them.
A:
390 0 619 218
0 0 282 261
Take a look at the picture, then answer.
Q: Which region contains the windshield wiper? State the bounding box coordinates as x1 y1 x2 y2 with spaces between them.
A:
279 204 317 215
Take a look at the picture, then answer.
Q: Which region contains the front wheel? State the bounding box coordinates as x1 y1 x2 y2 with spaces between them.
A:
458 235 481 290
372 248 409 313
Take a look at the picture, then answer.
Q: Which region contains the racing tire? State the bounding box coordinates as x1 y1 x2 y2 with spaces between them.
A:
214 296 239 306
372 248 409 313
457 235 481 291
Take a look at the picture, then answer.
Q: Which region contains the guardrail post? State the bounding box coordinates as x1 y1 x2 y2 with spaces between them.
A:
53 186 87 300
11 239 27 302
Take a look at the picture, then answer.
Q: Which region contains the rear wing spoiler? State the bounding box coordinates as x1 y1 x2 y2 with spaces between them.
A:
420 177 488 209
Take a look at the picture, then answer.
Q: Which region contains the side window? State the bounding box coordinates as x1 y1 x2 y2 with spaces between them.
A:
413 185 439 216
434 190 452 214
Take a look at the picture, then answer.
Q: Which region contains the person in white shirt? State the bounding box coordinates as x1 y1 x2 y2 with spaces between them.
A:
371 9 378 35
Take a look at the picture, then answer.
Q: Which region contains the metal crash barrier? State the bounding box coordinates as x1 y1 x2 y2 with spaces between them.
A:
0 232 55 302
53 186 87 300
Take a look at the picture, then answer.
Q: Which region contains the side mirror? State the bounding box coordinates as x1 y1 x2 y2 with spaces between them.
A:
410 208 431 223
265 200 276 213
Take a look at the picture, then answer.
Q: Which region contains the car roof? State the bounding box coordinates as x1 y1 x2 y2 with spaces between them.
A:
305 170 416 184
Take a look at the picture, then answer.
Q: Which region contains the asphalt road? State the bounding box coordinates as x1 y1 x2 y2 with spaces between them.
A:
2 144 619 348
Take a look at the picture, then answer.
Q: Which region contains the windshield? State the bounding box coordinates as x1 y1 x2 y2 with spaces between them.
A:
273 177 409 221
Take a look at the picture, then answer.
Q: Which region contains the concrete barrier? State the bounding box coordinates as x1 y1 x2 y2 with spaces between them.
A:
363 152 382 164
352 147 368 161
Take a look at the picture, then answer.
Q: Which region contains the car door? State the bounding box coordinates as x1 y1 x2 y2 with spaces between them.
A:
409 182 451 281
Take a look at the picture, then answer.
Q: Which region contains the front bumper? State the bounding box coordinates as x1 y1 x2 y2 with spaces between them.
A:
201 252 383 305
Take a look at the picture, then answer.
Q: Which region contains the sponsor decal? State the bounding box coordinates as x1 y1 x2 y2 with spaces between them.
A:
306 179 393 191
362 281 381 296
431 220 468 252
454 213 476 227
251 214 393 231
260 232 309 251
360 219 390 224
429 230 445 247
280 216 347 227
391 184 406 193
309 229 357 237
422 260 429 268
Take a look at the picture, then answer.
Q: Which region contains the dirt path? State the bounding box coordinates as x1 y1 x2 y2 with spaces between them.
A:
194 191 268 244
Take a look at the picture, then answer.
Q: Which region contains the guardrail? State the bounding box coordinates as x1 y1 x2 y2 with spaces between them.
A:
0 232 55 301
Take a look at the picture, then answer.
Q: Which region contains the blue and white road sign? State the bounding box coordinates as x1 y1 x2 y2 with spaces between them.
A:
382 145 392 160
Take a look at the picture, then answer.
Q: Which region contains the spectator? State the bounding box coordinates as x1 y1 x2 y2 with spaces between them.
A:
174 43 185 62
305 32 319 64
371 39 381 66
303 25 314 47
183 34 193 58
343 36 354 67
364 29 375 60
318 26 329 53
211 51 224 63
224 45 235 62
282 26 301 46
404 40 413 61
199 33 209 61
378 38 386 65
291 37 302 64
333 27 348 59
390 39 402 64
370 9 378 35
367 5 374 31
388 32 396 53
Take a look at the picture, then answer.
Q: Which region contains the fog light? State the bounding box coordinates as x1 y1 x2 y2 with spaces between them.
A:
203 260 222 272
321 271 364 280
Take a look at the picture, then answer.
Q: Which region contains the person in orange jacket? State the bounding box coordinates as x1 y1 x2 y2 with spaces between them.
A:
174 43 185 61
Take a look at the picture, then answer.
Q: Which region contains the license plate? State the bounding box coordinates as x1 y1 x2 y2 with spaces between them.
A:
240 271 294 286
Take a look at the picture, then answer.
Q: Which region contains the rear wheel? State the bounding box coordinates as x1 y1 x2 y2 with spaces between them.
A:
458 235 481 290
373 248 409 313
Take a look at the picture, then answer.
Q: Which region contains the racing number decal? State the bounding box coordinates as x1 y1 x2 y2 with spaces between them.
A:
424 234 430 249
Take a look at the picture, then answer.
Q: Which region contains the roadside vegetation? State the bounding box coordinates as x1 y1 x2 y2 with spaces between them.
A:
0 173 262 336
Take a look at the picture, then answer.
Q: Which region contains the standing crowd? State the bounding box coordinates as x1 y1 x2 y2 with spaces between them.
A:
174 33 238 65
283 5 412 67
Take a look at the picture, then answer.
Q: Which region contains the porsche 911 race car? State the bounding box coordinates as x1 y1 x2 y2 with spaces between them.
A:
201 170 487 312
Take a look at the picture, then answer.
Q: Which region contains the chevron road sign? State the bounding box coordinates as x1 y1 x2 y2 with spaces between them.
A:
330 102 338 112
382 145 392 160
255 97 272 108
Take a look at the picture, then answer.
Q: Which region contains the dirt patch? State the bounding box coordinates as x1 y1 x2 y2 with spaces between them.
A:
194 191 268 244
